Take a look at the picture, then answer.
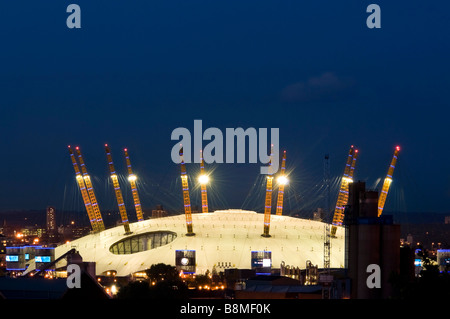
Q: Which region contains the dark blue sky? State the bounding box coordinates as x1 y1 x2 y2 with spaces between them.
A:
0 1 449 218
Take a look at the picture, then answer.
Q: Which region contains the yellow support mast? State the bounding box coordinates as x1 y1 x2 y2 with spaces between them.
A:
262 145 274 237
348 149 359 181
68 146 98 232
378 146 400 217
275 151 287 216
340 148 358 216
124 148 144 222
180 146 194 236
198 150 209 214
331 145 355 237
105 145 131 234
75 147 105 231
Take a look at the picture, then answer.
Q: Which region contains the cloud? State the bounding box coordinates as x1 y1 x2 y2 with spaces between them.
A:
281 72 355 103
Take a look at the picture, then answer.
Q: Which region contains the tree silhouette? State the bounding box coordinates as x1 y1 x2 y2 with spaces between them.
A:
390 248 450 299
116 263 188 299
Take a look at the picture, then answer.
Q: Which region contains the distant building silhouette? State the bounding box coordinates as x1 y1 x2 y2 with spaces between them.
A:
313 208 324 221
151 205 168 219
46 206 57 242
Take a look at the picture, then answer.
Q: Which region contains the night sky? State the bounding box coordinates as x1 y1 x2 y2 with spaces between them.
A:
0 1 449 220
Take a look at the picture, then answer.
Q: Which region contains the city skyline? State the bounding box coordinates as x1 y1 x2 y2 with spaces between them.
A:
1 1 450 303
0 1 449 215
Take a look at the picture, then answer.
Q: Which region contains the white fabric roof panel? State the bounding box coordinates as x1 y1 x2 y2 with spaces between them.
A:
55 210 345 276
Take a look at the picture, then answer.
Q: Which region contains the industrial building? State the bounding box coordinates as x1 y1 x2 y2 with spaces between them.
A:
345 181 401 299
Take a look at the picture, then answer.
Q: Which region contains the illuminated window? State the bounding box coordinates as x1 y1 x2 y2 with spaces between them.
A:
109 231 177 255
35 256 51 263
6 255 19 262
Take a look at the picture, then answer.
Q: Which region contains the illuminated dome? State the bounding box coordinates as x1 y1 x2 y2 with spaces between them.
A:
55 209 345 276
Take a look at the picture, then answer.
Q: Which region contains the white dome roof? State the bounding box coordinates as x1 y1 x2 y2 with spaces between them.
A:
56 209 345 276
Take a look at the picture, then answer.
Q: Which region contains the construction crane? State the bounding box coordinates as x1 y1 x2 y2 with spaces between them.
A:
378 146 400 217
331 145 355 237
68 146 98 232
75 147 105 231
105 144 131 234
180 146 194 236
198 150 209 214
124 148 144 222
262 145 274 237
275 151 287 216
